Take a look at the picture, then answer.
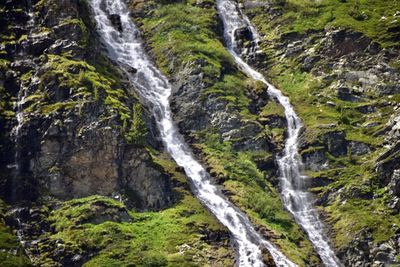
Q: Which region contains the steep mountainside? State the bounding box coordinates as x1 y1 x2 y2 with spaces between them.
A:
0 0 399 266
242 0 400 265
0 0 234 266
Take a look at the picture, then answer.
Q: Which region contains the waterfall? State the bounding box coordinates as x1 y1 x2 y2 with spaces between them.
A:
10 2 36 203
89 0 296 266
216 1 342 266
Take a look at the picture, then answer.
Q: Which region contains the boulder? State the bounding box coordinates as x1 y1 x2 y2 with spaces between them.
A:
301 147 329 171
234 26 253 43
323 29 371 58
322 130 348 157
349 141 371 156
337 86 363 102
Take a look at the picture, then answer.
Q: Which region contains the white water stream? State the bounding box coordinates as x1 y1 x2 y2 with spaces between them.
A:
90 0 296 266
216 1 342 266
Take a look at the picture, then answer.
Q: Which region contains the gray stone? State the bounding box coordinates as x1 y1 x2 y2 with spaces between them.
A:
301 148 329 171
349 141 371 156
338 86 363 102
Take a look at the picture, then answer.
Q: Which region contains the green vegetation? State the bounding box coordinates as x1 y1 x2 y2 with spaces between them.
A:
0 201 31 267
266 60 388 146
40 160 233 267
246 0 400 253
140 1 234 77
0 60 15 120
247 0 400 47
126 104 148 145
21 54 147 144
195 132 319 265
136 1 320 264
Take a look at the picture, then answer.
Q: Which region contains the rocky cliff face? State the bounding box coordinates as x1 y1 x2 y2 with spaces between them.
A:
1 0 399 266
0 0 174 209
0 0 235 266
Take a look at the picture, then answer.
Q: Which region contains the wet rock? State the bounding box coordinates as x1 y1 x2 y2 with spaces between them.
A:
199 228 230 245
196 0 213 8
367 42 381 55
27 35 54 56
385 111 400 146
171 64 209 132
285 42 304 57
127 66 137 74
122 147 175 210
309 176 334 188
234 26 253 43
246 86 270 115
356 104 376 114
47 39 85 57
338 229 372 266
388 170 400 197
301 147 329 171
108 14 123 32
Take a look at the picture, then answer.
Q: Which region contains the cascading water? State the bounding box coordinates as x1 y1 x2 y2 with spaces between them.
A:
10 5 36 258
216 1 342 266
10 8 36 202
89 0 296 266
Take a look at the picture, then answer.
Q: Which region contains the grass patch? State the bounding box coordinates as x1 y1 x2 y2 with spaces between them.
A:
249 0 400 47
45 191 232 267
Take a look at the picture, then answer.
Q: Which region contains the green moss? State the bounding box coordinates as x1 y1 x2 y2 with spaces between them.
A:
260 100 285 118
44 190 232 267
125 103 147 145
60 18 89 47
326 198 400 249
23 54 146 144
248 0 400 47
0 62 15 120
17 35 27 43
139 2 234 77
300 146 325 155
35 153 234 266
203 74 251 113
